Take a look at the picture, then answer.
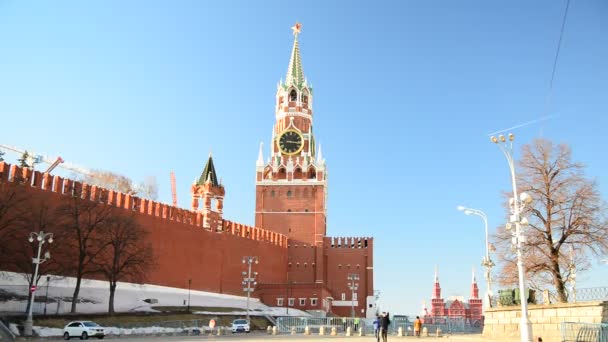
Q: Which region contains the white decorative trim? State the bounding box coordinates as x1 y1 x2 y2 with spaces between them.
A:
255 180 327 186
332 300 359 307
255 211 326 214
275 111 313 123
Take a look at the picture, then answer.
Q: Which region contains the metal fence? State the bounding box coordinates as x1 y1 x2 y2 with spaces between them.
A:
275 317 371 334
561 322 608 342
275 316 481 335
491 287 608 306
0 284 100 315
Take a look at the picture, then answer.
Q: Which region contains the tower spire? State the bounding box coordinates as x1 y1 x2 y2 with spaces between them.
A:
256 142 264 168
286 22 305 88
472 266 476 283
435 265 439 283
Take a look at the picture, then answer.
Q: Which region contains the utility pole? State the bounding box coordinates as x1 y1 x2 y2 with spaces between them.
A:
347 274 359 318
24 231 54 336
242 256 258 323
187 279 192 312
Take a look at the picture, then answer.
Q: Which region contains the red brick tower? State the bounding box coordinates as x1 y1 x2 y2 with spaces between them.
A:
255 22 327 285
191 154 225 232
431 267 445 316
468 268 483 320
255 23 373 318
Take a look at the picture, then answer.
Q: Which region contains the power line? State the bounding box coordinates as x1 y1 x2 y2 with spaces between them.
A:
540 0 571 135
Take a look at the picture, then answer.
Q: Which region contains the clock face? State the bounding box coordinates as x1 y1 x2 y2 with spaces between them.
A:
278 130 304 155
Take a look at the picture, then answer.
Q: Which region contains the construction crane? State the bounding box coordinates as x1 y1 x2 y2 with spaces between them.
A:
0 143 92 176
170 171 178 207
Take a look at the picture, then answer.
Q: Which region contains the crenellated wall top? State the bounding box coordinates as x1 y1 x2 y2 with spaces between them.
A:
0 162 287 248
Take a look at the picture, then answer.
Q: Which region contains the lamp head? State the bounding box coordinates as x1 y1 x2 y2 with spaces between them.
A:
44 251 51 259
48 236 53 244
509 133 514 141
520 217 529 226
491 136 498 143
464 210 472 216
456 206 466 211
499 135 506 142
28 236 34 243
520 192 533 205
37 235 42 242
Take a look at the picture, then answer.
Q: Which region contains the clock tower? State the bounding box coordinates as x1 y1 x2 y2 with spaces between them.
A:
255 23 327 284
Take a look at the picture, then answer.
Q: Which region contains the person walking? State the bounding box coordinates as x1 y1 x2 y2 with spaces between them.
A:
414 316 422 337
380 312 391 342
373 315 380 341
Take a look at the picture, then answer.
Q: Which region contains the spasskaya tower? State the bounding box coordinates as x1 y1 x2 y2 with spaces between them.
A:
255 23 374 317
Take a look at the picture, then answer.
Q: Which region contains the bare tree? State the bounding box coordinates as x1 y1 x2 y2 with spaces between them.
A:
80 170 158 200
55 194 113 313
136 176 158 200
82 170 137 195
0 182 28 263
493 139 608 302
95 215 154 314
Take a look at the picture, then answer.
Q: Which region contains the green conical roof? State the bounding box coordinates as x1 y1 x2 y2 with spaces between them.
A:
197 154 219 187
285 36 305 88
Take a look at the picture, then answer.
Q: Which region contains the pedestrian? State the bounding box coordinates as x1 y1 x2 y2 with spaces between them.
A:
354 317 360 331
414 316 422 337
373 315 380 341
380 312 391 342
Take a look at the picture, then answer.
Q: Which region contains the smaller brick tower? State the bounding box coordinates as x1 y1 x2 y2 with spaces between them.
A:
468 268 483 319
431 267 445 316
191 154 225 231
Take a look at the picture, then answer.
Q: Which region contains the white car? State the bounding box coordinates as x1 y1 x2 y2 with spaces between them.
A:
63 321 105 340
231 319 250 333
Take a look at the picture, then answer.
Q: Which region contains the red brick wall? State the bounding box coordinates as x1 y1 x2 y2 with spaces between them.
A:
0 162 288 296
324 237 374 317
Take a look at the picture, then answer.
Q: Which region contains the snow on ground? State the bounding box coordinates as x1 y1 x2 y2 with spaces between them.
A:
0 271 310 317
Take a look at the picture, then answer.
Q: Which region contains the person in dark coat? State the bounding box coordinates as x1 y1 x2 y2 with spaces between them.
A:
380 312 391 342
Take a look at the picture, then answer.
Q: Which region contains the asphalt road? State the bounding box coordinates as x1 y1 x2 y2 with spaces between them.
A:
34 333 489 342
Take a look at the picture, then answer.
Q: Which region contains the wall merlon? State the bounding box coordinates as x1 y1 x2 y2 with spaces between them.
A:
0 162 8 181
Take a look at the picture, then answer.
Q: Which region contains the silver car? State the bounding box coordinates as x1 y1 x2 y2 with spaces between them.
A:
231 319 250 333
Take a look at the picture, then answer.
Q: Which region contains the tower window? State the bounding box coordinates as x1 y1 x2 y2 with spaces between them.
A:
289 89 297 101
287 190 292 197
271 190 275 197
305 209 309 212
302 94 308 104
287 209 292 212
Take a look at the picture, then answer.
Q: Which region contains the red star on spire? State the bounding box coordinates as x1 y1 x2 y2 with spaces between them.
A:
291 22 302 36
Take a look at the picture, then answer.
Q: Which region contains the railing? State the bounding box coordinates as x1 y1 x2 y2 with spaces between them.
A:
276 316 481 335
490 287 608 306
561 322 608 342
275 317 371 334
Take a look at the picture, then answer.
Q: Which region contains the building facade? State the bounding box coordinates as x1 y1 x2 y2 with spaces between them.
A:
252 24 375 317
424 268 483 325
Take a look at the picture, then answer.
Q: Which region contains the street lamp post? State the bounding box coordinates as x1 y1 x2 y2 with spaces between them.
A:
187 279 192 312
242 256 258 323
491 133 534 342
347 274 359 318
44 276 51 315
24 231 54 337
457 206 495 308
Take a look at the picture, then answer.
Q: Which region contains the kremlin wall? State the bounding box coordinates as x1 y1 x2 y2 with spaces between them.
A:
0 162 288 296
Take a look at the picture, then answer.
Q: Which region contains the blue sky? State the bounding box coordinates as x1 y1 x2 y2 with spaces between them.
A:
1 1 606 315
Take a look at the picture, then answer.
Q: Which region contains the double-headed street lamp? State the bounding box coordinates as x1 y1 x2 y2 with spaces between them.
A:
242 256 258 323
491 133 534 342
24 231 54 337
347 273 359 318
457 206 495 308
